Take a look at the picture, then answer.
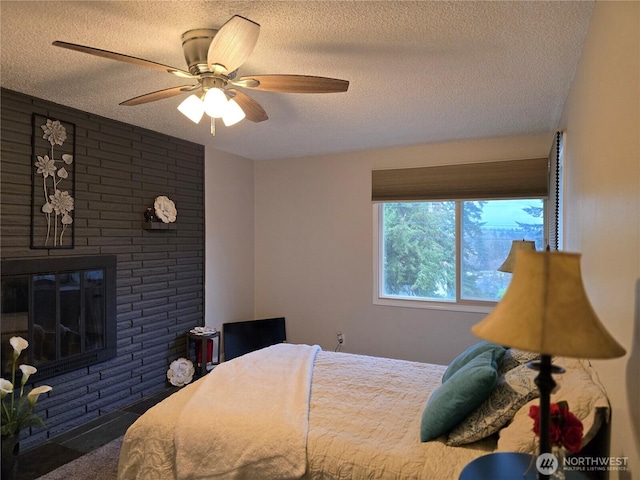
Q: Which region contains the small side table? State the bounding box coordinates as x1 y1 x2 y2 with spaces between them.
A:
185 330 220 376
459 452 589 480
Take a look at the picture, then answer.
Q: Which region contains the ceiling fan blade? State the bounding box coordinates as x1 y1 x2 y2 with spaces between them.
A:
53 41 194 78
207 15 260 75
119 85 196 106
236 75 349 93
228 89 268 122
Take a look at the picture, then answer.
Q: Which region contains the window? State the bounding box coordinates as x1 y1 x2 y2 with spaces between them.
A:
371 156 558 311
378 199 545 306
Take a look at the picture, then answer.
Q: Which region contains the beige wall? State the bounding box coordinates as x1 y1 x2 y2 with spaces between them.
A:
254 133 552 365
560 1 639 476
204 148 255 331
206 3 639 472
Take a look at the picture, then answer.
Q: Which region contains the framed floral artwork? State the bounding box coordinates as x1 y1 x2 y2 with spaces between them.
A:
31 114 76 249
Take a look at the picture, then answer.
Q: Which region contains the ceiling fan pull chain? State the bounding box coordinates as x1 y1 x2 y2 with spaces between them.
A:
210 117 216 136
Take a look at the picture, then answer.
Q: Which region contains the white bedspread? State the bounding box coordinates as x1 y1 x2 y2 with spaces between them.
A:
117 349 610 480
175 343 320 480
304 351 494 479
117 349 496 480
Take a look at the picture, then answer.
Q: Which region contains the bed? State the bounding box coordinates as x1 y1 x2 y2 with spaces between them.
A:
117 342 610 480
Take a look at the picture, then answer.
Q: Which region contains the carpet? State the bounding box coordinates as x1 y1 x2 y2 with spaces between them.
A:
36 436 123 480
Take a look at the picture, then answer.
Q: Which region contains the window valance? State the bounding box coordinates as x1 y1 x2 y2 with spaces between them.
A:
371 158 549 202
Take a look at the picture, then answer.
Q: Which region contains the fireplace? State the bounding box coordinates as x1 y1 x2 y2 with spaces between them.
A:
1 255 117 381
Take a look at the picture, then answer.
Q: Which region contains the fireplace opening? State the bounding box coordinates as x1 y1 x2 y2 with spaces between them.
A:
1 255 117 382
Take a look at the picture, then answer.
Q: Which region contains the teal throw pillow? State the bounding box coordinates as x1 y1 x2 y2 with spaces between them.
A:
442 341 506 383
421 350 499 442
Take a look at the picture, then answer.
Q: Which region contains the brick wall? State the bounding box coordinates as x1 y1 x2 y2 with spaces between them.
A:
0 88 205 449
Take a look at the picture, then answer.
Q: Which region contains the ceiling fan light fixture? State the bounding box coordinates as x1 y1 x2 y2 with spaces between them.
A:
222 99 246 126
177 94 205 124
203 87 228 118
53 15 349 132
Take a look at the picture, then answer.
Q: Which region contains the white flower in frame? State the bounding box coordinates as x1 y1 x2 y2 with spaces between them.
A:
35 155 57 178
34 117 75 247
41 119 67 146
49 189 74 216
154 195 177 223
167 358 194 387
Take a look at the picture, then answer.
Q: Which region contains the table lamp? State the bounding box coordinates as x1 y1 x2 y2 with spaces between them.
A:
472 250 625 479
498 239 536 273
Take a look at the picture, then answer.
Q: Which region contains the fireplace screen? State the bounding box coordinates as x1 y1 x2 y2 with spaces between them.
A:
1 255 116 381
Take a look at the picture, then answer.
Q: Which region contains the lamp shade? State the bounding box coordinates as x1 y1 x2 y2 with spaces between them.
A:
203 88 228 118
498 240 536 273
472 250 625 359
177 94 205 124
222 99 246 126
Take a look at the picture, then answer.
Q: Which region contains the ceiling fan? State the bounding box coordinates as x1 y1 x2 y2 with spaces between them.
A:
53 15 349 133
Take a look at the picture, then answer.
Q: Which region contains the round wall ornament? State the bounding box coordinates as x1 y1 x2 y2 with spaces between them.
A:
154 195 177 223
167 358 194 387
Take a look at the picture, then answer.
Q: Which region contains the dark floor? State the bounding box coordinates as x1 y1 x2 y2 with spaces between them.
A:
14 387 178 480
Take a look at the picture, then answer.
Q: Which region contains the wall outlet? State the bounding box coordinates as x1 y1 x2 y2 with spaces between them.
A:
337 332 344 345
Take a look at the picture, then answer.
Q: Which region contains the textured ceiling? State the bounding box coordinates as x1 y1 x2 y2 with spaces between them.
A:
1 1 593 161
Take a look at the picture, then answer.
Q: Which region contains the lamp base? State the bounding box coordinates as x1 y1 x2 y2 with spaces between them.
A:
527 354 566 480
527 360 565 376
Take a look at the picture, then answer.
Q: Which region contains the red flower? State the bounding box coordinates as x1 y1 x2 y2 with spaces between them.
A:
549 421 562 445
528 401 584 453
529 405 540 434
559 407 584 453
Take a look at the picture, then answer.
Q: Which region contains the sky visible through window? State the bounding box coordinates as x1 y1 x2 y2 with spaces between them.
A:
480 199 542 228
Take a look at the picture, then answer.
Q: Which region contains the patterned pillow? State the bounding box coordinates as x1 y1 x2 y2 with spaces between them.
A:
497 357 611 454
446 363 539 446
499 348 541 374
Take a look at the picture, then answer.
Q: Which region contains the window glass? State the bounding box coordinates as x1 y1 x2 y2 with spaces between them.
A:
85 269 105 351
461 199 544 301
380 199 544 304
382 202 455 300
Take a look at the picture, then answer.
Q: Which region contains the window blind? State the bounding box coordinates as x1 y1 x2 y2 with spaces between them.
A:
371 157 549 202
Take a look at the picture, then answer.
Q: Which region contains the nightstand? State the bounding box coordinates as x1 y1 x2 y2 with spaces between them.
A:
185 330 220 376
459 452 589 480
